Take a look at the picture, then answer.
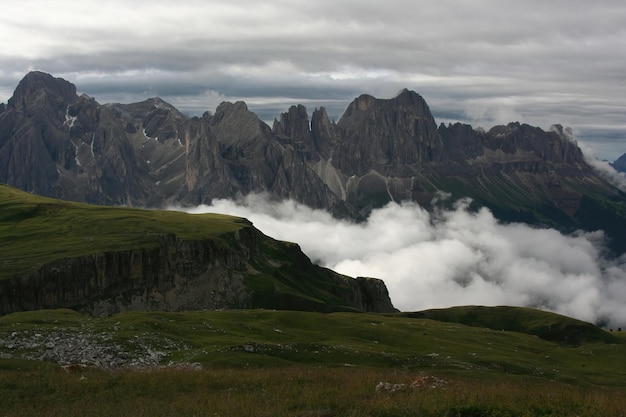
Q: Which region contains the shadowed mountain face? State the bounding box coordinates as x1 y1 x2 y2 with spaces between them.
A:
2 71 626 253
612 152 626 173
0 72 347 215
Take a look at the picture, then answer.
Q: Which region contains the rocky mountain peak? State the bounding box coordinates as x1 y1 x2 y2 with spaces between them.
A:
485 122 584 164
215 100 249 115
310 106 336 160
339 89 433 123
271 104 317 161
393 88 427 107
334 88 443 176
145 97 176 111
612 152 626 173
272 104 310 140
8 71 76 112
210 101 271 146
342 94 377 118
355 94 377 111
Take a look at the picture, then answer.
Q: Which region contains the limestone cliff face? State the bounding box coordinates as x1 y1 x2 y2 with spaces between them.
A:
194 101 351 215
0 225 397 316
353 277 397 313
0 232 253 316
272 104 314 160
333 89 443 177
8 71 76 114
271 91 445 213
310 107 337 161
0 72 157 206
0 72 74 197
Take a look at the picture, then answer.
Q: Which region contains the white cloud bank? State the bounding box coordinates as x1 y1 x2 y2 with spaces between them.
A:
177 195 626 329
580 142 626 192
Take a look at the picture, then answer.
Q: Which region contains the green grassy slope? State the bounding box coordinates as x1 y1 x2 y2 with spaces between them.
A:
0 184 249 279
1 308 624 416
0 307 623 386
405 306 619 346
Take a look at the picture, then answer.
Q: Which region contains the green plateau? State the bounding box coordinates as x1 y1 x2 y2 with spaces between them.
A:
0 183 248 279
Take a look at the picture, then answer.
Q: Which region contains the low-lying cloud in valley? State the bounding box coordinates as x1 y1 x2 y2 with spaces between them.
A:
177 195 626 329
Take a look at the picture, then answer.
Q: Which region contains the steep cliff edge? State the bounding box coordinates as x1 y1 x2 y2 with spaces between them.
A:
0 184 396 315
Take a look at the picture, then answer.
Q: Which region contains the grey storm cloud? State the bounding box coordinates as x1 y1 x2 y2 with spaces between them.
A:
179 196 626 329
1 0 626 159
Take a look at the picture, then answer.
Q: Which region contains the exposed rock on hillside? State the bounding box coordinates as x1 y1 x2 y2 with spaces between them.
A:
0 230 396 316
0 232 253 315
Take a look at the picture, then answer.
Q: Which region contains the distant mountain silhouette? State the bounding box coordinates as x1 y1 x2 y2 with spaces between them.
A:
612 152 626 173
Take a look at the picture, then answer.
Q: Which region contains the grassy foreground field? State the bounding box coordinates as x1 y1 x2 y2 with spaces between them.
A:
1 308 625 416
1 364 625 417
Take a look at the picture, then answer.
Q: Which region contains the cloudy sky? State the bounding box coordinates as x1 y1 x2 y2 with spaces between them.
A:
1 0 625 160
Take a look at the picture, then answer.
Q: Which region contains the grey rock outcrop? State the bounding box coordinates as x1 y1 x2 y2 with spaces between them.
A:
0 221 396 316
186 101 348 215
0 328 181 369
333 89 443 177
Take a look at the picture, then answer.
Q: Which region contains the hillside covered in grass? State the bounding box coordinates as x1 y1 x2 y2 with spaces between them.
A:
0 307 623 382
0 184 395 314
405 306 619 346
0 307 624 416
2 183 624 415
0 184 248 279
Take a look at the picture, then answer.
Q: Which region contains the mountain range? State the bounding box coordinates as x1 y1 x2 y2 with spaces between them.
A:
1 71 626 254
